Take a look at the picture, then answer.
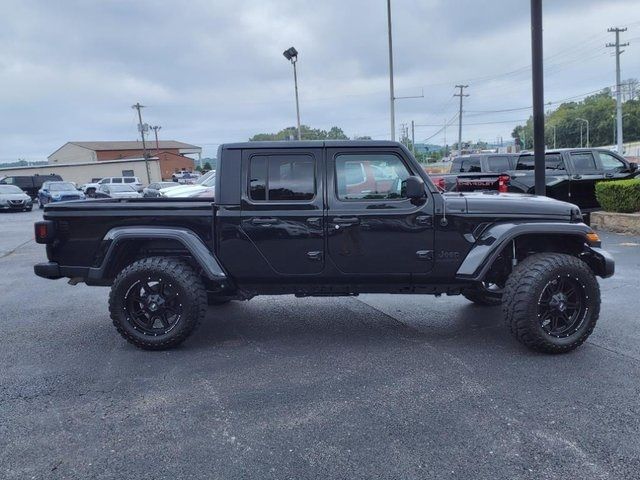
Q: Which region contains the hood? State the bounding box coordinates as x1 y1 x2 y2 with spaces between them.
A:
445 192 580 219
0 193 31 201
49 189 80 196
110 192 140 198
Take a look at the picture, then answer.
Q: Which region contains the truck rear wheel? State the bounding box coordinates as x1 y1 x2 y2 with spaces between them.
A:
109 256 207 350
502 253 600 354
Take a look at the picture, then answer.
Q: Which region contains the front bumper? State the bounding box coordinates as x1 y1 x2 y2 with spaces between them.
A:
583 246 615 279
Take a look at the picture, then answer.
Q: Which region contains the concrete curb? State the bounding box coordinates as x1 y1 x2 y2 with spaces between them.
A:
591 211 640 236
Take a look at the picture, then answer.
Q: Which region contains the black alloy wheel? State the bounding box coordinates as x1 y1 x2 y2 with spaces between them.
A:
124 277 183 336
537 275 588 339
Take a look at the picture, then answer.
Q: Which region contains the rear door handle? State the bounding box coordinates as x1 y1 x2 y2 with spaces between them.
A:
572 175 582 180
415 215 432 227
306 217 322 227
251 217 278 225
333 217 360 225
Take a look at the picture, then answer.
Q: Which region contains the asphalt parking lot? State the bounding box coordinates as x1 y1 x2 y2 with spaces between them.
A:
1 209 640 479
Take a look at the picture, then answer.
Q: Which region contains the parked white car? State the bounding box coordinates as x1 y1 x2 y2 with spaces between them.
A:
83 176 144 195
159 171 215 197
97 184 142 199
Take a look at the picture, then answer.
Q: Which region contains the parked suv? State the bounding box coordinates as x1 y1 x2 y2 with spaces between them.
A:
38 181 84 208
0 174 63 199
83 176 143 195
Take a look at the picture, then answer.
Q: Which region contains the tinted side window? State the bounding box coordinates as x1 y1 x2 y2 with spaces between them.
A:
249 155 315 202
123 177 135 183
460 157 481 173
571 152 599 173
112 178 123 184
148 183 158 190
335 154 410 201
249 156 267 201
598 151 627 172
517 154 565 171
487 156 511 172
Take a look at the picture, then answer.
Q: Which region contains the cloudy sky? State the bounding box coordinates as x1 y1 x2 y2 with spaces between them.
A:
1 0 639 161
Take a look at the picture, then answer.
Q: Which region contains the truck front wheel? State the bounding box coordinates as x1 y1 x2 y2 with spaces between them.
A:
502 253 600 354
109 256 207 350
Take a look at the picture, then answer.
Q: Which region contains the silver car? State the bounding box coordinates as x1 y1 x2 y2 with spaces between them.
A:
0 185 33 211
97 184 142 199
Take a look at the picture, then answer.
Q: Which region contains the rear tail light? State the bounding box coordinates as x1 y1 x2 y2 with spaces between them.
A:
431 176 446 192
34 220 55 244
497 174 510 193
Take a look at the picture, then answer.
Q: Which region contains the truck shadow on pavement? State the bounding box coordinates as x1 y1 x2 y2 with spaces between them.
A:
185 297 517 355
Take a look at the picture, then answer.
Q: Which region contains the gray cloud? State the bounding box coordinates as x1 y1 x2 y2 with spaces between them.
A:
0 0 638 160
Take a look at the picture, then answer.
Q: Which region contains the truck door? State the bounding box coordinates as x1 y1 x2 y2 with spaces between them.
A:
240 149 325 275
325 147 435 276
567 151 601 210
597 150 636 181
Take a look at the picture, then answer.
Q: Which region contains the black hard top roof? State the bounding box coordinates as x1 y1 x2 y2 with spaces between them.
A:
221 140 401 150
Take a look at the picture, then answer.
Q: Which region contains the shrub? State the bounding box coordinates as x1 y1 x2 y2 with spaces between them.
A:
595 179 640 213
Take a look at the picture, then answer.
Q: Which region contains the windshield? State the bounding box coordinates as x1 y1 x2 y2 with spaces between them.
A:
48 182 76 191
0 185 23 194
197 171 215 185
110 184 136 192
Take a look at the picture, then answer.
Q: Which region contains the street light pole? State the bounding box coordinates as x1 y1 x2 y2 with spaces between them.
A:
530 0 546 196
283 47 302 140
151 125 162 156
576 118 589 148
387 0 395 141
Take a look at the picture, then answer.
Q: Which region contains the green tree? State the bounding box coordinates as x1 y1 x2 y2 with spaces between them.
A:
250 125 349 141
511 89 640 149
203 161 212 171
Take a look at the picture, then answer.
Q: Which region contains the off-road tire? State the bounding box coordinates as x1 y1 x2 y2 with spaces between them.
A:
502 253 600 354
462 289 502 306
109 256 207 350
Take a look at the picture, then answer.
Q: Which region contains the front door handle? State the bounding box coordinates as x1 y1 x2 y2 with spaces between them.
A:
605 173 614 178
251 217 278 226
306 217 322 227
572 174 582 180
307 251 323 261
333 217 360 225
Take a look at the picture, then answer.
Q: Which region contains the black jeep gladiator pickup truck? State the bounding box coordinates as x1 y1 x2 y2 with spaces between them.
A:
34 141 614 353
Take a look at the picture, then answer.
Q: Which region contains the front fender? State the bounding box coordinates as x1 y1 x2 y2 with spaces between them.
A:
87 226 227 282
456 221 611 281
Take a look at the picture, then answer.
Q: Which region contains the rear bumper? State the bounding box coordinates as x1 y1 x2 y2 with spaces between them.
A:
34 262 89 280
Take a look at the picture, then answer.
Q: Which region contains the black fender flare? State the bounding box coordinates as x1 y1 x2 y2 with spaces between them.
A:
87 226 228 282
456 221 614 281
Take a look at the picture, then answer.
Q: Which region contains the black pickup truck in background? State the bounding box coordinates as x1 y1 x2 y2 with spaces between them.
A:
432 148 639 213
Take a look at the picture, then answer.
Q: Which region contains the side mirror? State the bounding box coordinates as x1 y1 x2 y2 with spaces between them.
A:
629 162 638 173
405 175 425 199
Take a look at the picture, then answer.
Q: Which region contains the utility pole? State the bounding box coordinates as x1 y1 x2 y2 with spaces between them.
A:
552 124 557 149
454 85 468 156
530 0 546 196
131 102 151 184
411 120 415 155
151 125 162 156
607 27 629 154
387 0 395 141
